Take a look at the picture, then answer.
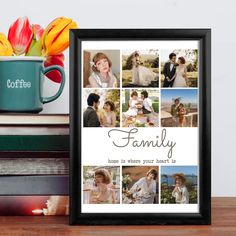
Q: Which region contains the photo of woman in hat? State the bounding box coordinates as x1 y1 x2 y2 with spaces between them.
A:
89 169 117 204
172 173 189 204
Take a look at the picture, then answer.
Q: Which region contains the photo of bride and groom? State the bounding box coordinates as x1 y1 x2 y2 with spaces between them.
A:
161 50 198 88
122 50 159 87
83 89 120 127
161 89 198 127
122 89 159 127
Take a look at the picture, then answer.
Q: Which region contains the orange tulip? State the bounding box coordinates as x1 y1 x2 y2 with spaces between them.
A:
0 33 13 56
42 17 77 56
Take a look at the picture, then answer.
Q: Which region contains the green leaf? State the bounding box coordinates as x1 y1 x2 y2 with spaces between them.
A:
26 40 42 56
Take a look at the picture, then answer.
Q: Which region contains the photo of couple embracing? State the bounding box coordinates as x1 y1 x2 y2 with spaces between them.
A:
83 89 120 127
161 50 198 88
161 89 198 127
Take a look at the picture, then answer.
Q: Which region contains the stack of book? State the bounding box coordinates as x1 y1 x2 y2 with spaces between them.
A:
0 114 69 216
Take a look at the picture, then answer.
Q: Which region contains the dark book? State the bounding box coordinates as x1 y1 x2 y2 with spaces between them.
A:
0 175 68 195
0 135 69 152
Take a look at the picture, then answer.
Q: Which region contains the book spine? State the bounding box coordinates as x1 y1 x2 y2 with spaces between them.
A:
0 151 69 158
0 135 69 151
0 158 69 175
0 175 69 195
0 126 69 135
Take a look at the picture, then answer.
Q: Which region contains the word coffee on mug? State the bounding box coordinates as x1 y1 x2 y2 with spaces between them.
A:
0 56 65 112
7 79 31 89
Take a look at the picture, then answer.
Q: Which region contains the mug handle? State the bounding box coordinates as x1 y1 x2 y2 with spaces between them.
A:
41 65 66 104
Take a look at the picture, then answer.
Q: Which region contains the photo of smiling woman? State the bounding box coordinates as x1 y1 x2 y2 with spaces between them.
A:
83 166 120 204
161 166 198 204
122 166 159 204
83 50 120 88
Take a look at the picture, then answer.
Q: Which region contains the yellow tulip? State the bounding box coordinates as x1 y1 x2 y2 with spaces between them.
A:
42 17 78 56
0 33 13 56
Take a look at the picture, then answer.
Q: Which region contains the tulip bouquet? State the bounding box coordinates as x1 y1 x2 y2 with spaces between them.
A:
0 17 77 83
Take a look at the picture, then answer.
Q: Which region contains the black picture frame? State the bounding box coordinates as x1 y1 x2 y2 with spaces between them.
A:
69 29 211 225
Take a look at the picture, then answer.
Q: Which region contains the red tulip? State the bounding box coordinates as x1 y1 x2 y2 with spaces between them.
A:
33 24 44 40
8 17 33 55
44 54 64 83
26 24 44 56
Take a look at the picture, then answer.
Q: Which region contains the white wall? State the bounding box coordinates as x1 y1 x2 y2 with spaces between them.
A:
1 0 235 196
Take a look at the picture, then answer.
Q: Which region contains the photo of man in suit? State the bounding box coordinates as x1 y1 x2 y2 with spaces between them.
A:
83 93 101 127
162 53 177 87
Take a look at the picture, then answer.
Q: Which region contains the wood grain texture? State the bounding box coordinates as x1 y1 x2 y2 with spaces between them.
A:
0 198 235 236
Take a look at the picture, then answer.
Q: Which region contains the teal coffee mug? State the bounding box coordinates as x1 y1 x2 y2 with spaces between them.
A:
0 56 65 113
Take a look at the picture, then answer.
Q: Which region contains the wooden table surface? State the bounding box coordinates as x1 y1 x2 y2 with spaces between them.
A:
0 197 235 236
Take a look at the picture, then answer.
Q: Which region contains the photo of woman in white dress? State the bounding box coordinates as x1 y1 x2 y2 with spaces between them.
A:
89 169 116 204
100 101 117 127
122 89 159 127
171 173 189 204
129 169 157 204
122 50 159 87
124 90 139 117
161 49 198 88
161 166 197 204
122 168 159 204
131 52 157 86
172 57 188 87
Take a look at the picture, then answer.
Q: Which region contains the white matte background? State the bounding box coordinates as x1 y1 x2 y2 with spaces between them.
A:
0 0 234 196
